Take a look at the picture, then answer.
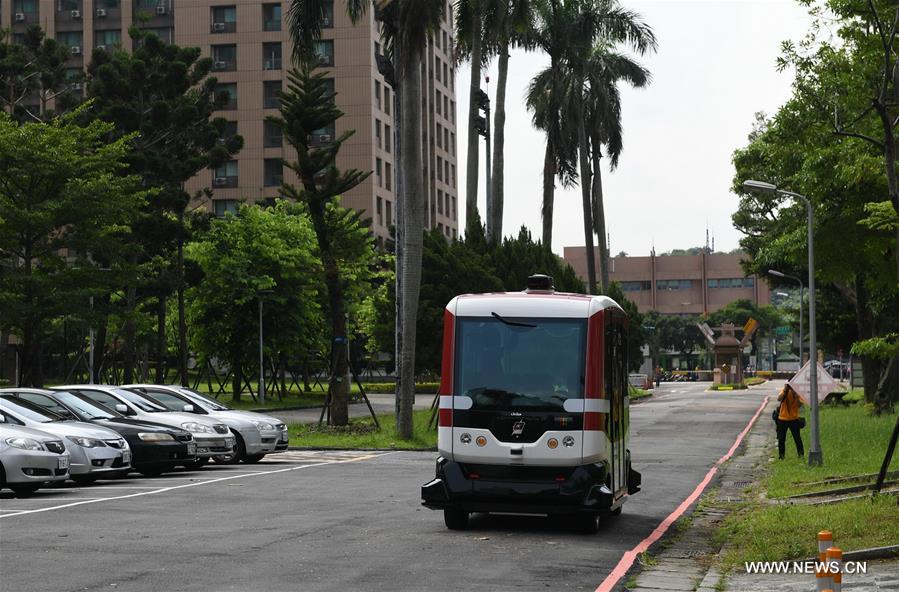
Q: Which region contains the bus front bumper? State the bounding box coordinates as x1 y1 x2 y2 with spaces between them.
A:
421 457 640 516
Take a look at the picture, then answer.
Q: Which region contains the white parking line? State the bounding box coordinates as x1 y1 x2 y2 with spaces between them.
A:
0 452 389 519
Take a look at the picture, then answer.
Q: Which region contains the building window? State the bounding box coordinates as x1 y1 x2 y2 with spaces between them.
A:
309 122 335 145
59 0 80 12
57 31 83 49
451 164 456 188
213 160 238 187
708 278 755 289
263 80 281 109
384 124 391 153
216 83 237 110
435 89 441 115
221 120 238 140
444 160 449 183
436 123 442 148
446 97 451 121
386 199 392 224
213 199 238 217
375 119 382 149
443 63 448 86
14 0 38 15
312 40 334 67
442 30 447 53
445 192 450 214
263 120 282 147
437 189 444 214
264 159 283 187
385 162 392 191
263 42 282 70
451 196 456 220
212 44 237 71
657 279 693 291
437 156 443 181
450 131 455 154
321 0 334 27
620 281 651 292
375 157 382 187
435 56 441 82
376 196 383 226
95 29 121 48
384 87 390 115
262 3 281 31
375 80 381 110
211 5 237 33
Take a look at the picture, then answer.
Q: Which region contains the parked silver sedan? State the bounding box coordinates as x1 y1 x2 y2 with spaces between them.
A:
0 397 127 484
54 386 234 465
0 419 70 496
124 384 288 464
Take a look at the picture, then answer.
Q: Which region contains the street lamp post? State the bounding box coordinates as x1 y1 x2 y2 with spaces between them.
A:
257 289 273 406
769 269 804 366
743 180 822 466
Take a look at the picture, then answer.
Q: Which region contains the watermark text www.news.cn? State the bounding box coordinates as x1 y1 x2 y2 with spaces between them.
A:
744 561 867 575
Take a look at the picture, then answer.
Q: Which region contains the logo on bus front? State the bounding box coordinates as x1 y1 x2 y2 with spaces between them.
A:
512 421 526 436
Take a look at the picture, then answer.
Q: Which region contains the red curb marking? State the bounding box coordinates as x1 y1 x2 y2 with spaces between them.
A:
594 395 769 592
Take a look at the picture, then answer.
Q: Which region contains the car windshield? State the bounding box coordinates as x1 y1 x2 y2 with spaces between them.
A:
0 395 65 423
177 388 230 411
138 389 205 413
54 391 119 420
112 388 169 413
454 316 587 412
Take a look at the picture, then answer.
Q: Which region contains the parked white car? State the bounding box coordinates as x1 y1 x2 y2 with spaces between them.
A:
54 386 234 465
0 396 128 484
124 385 288 464
0 418 70 496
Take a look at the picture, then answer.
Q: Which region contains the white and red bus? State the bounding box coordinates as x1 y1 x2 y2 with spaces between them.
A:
421 275 641 533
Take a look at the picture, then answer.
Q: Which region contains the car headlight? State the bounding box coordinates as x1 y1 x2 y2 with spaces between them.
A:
181 422 214 434
5 437 43 451
66 436 106 448
138 432 175 442
251 420 275 431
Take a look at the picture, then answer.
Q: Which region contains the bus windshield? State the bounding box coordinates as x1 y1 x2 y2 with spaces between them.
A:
454 316 587 412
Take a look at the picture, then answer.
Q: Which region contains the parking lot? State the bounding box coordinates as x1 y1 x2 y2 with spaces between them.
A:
0 383 770 592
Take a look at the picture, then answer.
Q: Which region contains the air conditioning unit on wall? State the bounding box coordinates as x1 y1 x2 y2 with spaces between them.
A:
96 8 107 17
156 5 168 15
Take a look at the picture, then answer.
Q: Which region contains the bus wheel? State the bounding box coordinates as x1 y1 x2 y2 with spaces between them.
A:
577 513 601 534
443 507 469 530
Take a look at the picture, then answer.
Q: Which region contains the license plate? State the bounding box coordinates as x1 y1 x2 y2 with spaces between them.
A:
122 451 131 464
187 443 197 455
58 456 69 470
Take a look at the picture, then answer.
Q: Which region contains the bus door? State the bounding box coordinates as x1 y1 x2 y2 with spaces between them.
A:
605 318 628 495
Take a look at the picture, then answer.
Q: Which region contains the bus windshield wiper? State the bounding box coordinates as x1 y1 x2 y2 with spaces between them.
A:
491 312 536 328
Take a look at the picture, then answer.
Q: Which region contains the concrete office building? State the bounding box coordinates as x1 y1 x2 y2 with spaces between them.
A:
1 0 460 243
562 247 771 315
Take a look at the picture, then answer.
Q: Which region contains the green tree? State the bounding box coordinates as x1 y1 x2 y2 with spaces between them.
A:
0 109 147 386
269 63 373 425
186 203 321 402
289 0 445 438
85 28 242 385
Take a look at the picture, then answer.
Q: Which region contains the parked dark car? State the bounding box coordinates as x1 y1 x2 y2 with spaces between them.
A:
0 389 197 477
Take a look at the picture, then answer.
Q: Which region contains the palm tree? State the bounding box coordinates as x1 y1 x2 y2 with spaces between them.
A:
288 0 443 438
456 0 487 231
584 46 650 291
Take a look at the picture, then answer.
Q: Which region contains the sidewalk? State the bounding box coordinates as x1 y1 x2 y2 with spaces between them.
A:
266 393 433 425
626 393 899 592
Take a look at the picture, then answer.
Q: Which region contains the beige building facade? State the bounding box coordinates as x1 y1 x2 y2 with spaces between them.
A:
562 248 771 315
1 0 459 243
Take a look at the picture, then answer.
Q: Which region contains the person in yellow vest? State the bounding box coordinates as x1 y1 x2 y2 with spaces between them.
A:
776 384 806 459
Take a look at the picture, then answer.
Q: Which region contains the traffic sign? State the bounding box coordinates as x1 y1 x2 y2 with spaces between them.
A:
788 360 842 402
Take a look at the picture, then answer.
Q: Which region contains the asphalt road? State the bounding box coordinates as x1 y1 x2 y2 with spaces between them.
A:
0 381 773 592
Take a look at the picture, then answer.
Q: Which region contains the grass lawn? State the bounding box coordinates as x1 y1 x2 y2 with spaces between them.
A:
745 376 767 386
718 403 899 570
288 408 437 449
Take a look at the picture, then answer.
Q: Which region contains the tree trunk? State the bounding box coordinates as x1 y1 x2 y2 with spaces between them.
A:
465 4 483 230
542 140 555 248
873 351 899 413
854 274 880 404
577 109 596 294
122 276 137 384
396 41 425 439
177 216 189 387
394 81 405 420
156 295 166 383
231 349 242 403
490 43 509 243
590 135 610 292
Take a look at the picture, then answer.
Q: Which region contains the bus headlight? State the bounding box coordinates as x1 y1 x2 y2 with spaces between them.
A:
459 433 472 444
475 436 487 447
562 436 575 447
547 438 559 449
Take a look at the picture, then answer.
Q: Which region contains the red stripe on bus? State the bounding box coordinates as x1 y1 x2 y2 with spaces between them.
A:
439 309 454 396
439 408 453 427
585 311 603 399
584 412 604 431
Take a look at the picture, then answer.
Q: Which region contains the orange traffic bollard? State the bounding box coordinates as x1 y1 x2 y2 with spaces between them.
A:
826 547 842 592
816 531 834 591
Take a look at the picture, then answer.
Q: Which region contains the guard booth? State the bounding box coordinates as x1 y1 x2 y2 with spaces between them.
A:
712 324 743 385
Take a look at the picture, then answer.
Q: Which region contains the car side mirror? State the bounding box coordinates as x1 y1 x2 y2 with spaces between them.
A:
182 404 195 413
115 403 133 415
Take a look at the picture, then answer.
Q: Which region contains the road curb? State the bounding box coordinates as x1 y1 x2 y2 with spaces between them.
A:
287 446 436 452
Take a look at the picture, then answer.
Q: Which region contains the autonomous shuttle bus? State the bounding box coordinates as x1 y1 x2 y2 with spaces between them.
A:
421 275 641 533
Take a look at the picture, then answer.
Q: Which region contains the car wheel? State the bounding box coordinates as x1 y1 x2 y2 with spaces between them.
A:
71 474 98 485
443 507 469 530
213 433 246 464
0 461 6 491
9 483 42 497
187 457 210 468
242 454 265 464
576 513 601 535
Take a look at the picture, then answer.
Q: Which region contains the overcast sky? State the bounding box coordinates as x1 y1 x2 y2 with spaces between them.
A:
454 0 815 257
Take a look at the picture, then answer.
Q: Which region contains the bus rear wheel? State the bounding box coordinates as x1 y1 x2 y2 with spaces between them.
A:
576 513 601 534
443 507 469 530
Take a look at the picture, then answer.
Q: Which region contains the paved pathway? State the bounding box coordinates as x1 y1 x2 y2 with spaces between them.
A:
266 393 434 425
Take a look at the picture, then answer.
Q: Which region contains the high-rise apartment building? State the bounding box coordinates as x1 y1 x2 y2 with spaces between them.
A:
1 0 459 243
